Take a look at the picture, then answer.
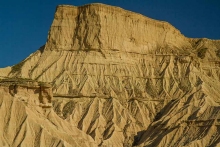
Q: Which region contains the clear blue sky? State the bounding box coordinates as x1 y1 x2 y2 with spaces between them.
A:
0 0 220 67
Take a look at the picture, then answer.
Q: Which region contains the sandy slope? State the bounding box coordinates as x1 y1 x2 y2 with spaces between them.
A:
0 80 96 147
0 3 220 147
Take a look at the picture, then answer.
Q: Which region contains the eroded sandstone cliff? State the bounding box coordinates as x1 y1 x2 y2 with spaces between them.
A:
0 78 96 146
0 3 220 147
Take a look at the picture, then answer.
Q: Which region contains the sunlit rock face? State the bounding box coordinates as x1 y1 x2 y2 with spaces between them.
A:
0 78 96 147
0 3 220 147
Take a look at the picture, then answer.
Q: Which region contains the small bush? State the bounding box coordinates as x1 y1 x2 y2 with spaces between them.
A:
197 48 207 59
11 61 25 73
216 49 220 58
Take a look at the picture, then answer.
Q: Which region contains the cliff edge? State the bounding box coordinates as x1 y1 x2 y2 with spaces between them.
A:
0 3 220 147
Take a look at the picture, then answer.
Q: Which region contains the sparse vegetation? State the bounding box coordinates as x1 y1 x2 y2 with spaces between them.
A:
0 77 51 88
216 49 220 58
197 48 207 59
39 81 51 87
0 77 34 83
11 61 25 73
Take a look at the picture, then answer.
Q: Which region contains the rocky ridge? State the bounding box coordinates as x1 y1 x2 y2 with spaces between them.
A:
0 3 220 147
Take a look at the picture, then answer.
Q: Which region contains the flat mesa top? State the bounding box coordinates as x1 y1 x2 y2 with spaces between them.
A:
57 3 123 9
55 3 176 31
56 3 151 18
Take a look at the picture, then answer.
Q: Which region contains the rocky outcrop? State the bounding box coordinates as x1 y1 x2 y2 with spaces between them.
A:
46 4 190 52
0 78 97 147
0 3 220 147
0 78 52 108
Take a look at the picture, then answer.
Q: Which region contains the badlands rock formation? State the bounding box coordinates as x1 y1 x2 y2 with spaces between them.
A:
0 78 96 147
0 3 220 147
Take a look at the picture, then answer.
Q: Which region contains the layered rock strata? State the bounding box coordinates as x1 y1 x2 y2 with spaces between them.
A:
0 3 220 147
0 78 52 108
0 78 96 147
